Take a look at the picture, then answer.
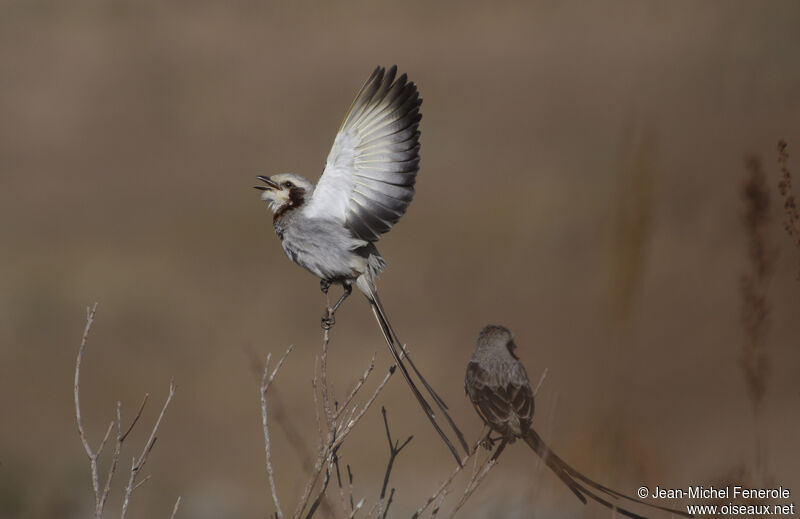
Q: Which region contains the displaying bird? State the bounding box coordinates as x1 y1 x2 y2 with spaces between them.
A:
254 66 468 464
465 325 692 518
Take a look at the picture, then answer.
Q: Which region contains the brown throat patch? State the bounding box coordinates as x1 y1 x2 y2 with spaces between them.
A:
273 187 306 221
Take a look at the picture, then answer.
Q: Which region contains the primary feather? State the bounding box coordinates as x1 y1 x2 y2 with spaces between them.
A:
303 66 422 242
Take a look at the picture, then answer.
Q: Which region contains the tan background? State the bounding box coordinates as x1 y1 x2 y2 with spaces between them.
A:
1 1 799 517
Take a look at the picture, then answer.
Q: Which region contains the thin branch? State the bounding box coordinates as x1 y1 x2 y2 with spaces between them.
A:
294 324 399 519
347 465 356 515
169 496 182 519
75 303 99 457
533 368 548 396
133 474 152 491
333 366 394 449
121 380 176 519
295 339 335 519
411 439 482 519
122 394 150 442
261 346 294 519
333 448 349 517
304 465 333 519
320 328 334 431
74 303 103 518
312 357 324 450
442 443 501 519
379 488 395 519
378 407 412 500
98 394 151 513
99 406 122 513
74 304 179 519
333 353 377 422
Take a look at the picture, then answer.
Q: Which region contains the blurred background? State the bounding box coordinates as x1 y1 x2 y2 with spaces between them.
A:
1 1 799 517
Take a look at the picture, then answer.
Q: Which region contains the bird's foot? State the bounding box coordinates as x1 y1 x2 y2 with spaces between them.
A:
321 310 336 330
479 435 499 451
320 279 331 294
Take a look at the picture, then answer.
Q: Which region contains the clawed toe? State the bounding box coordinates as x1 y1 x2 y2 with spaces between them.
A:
320 279 331 294
321 315 336 330
479 435 497 451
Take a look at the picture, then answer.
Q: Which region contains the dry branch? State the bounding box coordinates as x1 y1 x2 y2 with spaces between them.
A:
74 303 179 518
259 299 504 518
260 346 295 519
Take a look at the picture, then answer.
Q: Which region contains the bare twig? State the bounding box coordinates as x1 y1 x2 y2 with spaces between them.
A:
320 328 334 431
74 303 106 518
346 465 356 515
295 331 336 519
292 323 397 519
122 394 150 442
132 474 152 491
261 346 294 519
533 368 548 396
332 448 349 516
334 353 377 422
312 357 324 449
121 380 176 519
380 488 396 519
442 444 501 519
378 406 412 500
334 367 394 448
412 439 483 519
373 407 412 518
247 343 319 482
304 464 334 519
169 496 182 519
75 304 178 518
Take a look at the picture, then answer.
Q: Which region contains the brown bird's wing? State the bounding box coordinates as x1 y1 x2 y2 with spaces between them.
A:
464 360 534 439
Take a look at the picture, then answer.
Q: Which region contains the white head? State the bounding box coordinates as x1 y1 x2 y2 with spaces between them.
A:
254 173 315 214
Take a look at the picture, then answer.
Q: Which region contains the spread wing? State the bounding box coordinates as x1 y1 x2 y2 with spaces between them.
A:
465 360 535 438
303 65 421 242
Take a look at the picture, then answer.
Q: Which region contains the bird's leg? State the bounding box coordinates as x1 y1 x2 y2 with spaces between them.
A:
478 424 504 451
320 279 331 294
320 279 334 329
330 283 352 314
321 283 352 330
490 439 508 462
479 433 502 451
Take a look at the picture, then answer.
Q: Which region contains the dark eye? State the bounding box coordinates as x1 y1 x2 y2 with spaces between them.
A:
506 340 519 359
283 181 294 189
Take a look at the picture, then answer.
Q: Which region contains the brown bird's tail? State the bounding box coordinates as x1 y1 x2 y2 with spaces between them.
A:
523 429 693 518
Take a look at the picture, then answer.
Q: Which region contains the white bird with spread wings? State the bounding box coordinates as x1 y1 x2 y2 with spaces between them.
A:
255 66 468 464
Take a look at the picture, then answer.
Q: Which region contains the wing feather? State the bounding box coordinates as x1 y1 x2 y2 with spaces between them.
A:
465 360 535 439
303 66 422 242
355 181 414 204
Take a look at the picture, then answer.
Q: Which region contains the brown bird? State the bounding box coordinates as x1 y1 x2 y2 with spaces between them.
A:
465 325 692 519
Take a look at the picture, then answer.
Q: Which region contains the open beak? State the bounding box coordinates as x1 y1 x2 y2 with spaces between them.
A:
254 175 280 191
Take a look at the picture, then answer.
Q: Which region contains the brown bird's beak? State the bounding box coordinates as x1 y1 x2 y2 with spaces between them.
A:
254 175 280 191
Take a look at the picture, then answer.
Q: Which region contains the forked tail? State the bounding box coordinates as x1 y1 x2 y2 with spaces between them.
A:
523 429 693 518
357 276 469 465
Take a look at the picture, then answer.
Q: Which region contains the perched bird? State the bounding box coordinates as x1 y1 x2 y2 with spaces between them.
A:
255 66 468 464
465 325 692 518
